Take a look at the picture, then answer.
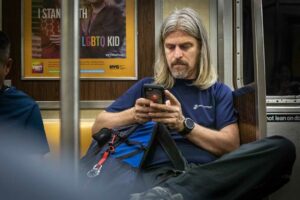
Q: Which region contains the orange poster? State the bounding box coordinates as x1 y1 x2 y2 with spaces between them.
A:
23 0 137 79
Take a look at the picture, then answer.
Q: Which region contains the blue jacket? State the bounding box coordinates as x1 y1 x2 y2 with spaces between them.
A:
0 87 49 154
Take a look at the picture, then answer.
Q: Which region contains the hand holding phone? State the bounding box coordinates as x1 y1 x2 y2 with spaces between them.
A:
143 84 165 104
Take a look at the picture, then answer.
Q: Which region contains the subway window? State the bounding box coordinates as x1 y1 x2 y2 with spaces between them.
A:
242 0 255 85
263 0 300 96
242 0 300 96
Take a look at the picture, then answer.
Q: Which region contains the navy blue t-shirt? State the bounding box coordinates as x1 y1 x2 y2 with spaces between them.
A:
106 77 237 165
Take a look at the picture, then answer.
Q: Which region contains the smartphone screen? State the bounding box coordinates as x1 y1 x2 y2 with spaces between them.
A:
143 84 165 104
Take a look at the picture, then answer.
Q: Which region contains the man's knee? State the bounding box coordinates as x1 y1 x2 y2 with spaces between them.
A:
265 135 295 159
265 136 296 173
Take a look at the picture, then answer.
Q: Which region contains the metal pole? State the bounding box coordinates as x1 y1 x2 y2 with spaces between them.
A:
217 0 225 83
60 0 80 175
154 0 163 59
251 0 267 139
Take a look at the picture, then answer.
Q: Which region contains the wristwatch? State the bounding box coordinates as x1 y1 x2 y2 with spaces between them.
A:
179 118 195 136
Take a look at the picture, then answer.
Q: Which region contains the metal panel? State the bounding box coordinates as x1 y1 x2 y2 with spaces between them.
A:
234 0 244 89
267 105 300 113
210 0 218 69
251 0 267 138
267 96 300 104
37 100 113 109
60 0 80 177
218 0 234 89
154 0 163 59
217 0 225 82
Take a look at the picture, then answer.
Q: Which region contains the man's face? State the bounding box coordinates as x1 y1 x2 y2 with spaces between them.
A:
164 30 200 80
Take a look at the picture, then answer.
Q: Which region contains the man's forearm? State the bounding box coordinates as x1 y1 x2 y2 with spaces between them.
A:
91 108 136 134
186 123 240 156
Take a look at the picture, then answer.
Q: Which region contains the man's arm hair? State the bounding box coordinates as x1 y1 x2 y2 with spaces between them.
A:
186 123 240 156
91 108 136 135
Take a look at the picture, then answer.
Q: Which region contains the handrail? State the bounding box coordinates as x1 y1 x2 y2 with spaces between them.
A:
218 0 234 88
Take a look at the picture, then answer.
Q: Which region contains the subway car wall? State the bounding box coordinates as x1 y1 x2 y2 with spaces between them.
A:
1 0 155 101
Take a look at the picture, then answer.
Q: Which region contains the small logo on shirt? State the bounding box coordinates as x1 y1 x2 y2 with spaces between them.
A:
193 104 213 110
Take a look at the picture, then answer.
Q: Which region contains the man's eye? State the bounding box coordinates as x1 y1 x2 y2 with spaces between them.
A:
166 45 175 50
180 44 191 50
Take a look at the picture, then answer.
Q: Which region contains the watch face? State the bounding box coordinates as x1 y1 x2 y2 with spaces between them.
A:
185 118 195 130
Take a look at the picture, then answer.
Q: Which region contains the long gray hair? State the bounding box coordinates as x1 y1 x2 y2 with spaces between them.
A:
154 8 217 89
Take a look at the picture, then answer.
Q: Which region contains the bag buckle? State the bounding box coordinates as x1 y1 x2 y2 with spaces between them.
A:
87 164 102 178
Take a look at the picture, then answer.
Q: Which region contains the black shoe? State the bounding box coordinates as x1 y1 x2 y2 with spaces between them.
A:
130 186 183 200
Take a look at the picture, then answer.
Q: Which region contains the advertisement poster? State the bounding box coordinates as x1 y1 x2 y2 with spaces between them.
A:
23 0 137 79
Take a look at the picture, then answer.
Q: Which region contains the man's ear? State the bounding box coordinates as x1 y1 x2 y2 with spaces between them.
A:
4 58 13 77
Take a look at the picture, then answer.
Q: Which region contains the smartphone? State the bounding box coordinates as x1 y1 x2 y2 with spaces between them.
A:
143 84 165 104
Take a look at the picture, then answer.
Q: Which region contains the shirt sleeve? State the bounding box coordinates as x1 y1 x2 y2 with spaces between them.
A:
214 83 237 130
106 77 154 112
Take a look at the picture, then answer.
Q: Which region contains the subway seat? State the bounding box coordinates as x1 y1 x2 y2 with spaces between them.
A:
43 119 94 157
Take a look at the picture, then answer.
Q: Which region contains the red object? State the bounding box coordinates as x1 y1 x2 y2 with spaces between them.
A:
151 94 159 103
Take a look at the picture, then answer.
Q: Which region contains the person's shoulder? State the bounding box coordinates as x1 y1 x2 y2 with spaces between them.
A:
209 82 233 97
139 77 154 84
7 87 37 106
10 87 33 98
211 82 232 92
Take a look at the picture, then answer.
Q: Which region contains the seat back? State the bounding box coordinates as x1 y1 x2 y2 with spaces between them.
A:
233 85 258 144
44 120 93 157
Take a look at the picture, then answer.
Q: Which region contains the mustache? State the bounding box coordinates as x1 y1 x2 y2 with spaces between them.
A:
171 60 188 67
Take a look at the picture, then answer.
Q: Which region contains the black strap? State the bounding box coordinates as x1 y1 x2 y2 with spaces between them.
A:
116 148 145 159
156 123 187 171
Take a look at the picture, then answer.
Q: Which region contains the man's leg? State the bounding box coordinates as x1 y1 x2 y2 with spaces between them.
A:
162 135 296 200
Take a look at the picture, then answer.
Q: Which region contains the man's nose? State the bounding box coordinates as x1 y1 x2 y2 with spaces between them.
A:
174 46 183 58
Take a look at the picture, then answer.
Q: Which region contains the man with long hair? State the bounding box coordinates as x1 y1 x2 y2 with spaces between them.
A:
88 8 295 200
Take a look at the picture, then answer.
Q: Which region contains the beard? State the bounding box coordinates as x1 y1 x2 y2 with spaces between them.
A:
169 59 194 79
170 69 190 79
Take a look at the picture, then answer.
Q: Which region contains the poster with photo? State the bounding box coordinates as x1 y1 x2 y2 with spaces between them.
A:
22 0 137 79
